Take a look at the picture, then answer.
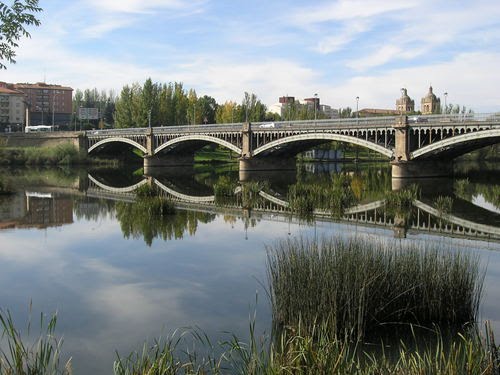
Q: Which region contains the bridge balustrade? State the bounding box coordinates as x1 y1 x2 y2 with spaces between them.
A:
84 113 500 169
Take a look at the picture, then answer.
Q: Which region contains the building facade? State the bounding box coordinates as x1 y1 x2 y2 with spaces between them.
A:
269 95 338 119
13 82 73 128
0 84 26 131
420 86 441 114
396 88 415 113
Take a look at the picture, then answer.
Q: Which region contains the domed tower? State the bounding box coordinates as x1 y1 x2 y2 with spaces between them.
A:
396 88 414 113
420 86 441 114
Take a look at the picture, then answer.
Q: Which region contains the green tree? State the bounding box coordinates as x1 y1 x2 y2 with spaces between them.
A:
0 0 42 69
241 92 266 122
216 101 241 123
187 88 198 125
140 78 159 127
114 85 135 128
197 95 217 124
158 83 174 126
172 82 188 125
339 107 353 118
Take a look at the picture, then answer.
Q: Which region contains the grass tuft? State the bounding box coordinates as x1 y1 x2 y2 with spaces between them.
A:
267 236 483 340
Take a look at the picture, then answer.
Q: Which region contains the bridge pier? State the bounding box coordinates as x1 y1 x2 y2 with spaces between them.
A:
239 157 296 176
144 155 194 171
391 160 453 179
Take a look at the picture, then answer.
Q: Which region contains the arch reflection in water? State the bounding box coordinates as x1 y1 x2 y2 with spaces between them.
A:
85 169 500 244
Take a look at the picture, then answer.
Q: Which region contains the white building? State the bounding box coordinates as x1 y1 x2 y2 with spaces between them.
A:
0 85 25 131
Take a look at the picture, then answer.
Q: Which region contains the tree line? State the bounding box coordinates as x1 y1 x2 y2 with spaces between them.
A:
72 78 329 129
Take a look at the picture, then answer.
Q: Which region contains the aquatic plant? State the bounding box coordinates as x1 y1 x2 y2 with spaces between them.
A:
0 308 71 375
385 184 420 211
434 196 454 227
112 321 500 375
267 236 483 340
287 173 356 219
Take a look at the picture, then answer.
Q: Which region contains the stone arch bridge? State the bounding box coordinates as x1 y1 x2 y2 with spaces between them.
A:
85 114 500 177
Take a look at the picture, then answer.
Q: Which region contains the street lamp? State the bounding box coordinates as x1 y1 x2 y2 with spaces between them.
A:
356 96 359 122
148 109 152 128
444 92 448 114
314 93 318 122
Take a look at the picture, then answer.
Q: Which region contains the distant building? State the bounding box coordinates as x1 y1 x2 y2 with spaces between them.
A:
420 86 441 114
319 104 339 119
303 96 320 111
0 83 26 131
396 88 415 113
12 82 73 128
279 96 295 104
269 95 337 119
357 108 400 117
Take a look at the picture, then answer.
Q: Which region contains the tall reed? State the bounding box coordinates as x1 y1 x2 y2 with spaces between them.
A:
267 236 484 340
0 308 71 374
113 321 500 375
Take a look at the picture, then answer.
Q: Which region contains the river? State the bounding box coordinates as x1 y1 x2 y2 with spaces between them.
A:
0 161 499 374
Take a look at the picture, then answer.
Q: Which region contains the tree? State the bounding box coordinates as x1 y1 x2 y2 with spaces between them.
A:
197 95 217 124
241 92 267 122
0 0 42 69
114 85 135 128
216 101 241 124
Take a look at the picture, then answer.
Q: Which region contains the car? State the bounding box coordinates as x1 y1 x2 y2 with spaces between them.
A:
259 122 278 129
408 116 428 123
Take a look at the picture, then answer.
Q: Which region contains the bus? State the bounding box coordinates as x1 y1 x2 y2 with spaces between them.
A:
25 125 54 133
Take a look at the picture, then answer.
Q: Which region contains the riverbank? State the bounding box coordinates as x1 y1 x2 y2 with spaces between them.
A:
0 145 120 167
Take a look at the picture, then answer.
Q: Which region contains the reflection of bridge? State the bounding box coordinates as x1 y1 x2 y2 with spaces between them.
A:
86 174 500 242
85 114 500 177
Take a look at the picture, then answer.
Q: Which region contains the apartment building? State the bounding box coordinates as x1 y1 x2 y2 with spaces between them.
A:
14 82 73 127
0 84 26 131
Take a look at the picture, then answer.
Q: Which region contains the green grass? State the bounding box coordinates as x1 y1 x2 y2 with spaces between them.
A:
267 236 483 340
194 146 238 164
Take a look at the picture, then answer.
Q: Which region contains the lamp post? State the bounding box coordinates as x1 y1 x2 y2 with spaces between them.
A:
314 93 318 122
444 92 448 115
356 96 359 123
148 109 152 128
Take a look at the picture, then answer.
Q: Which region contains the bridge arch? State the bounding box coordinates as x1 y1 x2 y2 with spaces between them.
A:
153 179 215 203
88 174 148 193
155 135 242 155
88 137 147 154
252 133 393 158
410 129 500 160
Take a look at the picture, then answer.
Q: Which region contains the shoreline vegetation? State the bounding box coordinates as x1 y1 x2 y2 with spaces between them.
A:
1 236 498 374
0 144 119 167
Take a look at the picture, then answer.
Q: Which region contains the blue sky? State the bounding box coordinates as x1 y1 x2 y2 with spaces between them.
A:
2 0 500 112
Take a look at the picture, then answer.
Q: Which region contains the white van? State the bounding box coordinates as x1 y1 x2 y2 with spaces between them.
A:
259 122 278 129
25 125 54 132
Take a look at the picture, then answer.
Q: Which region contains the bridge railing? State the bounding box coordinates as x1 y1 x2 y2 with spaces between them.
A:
85 113 500 136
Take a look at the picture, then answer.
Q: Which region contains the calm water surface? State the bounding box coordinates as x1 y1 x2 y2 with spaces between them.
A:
0 162 499 374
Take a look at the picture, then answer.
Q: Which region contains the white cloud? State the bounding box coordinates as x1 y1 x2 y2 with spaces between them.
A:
320 51 500 112
315 21 370 54
172 58 318 105
86 0 186 14
288 0 417 26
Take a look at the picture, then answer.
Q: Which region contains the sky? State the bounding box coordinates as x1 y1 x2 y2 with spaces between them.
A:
1 0 500 112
